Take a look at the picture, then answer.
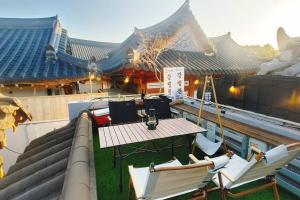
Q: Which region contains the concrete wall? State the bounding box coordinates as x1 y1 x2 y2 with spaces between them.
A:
18 93 108 121
1 119 69 172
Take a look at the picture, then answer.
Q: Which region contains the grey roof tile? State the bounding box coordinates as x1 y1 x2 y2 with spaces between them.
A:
0 17 89 84
69 38 119 61
16 131 74 163
0 112 96 200
8 139 72 175
155 49 258 76
0 147 70 190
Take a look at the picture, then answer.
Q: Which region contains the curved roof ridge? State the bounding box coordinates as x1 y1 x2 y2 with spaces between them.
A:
210 32 234 44
97 33 140 71
210 32 248 53
0 16 57 29
69 37 120 48
210 32 231 38
57 51 89 67
136 0 191 34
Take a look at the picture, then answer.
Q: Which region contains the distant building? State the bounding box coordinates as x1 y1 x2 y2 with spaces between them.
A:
0 0 261 97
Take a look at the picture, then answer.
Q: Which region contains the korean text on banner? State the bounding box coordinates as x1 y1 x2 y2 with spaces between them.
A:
163 67 184 99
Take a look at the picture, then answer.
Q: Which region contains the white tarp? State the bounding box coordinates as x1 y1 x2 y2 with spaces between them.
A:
163 67 184 99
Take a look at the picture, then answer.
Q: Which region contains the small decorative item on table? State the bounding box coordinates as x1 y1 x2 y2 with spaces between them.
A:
145 108 159 130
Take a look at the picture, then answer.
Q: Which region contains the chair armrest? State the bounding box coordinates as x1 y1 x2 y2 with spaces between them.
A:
250 146 261 154
286 142 300 150
248 146 262 161
189 154 200 164
226 151 234 158
220 170 236 183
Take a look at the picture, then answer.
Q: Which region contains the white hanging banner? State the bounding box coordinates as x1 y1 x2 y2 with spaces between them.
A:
163 67 184 99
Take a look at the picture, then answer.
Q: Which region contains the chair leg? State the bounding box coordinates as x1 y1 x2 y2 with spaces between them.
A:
218 172 227 200
128 178 132 200
272 178 280 200
191 140 196 155
222 190 227 200
191 188 207 200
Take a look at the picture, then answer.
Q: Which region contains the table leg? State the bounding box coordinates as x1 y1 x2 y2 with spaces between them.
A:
188 135 192 153
171 137 175 157
113 147 116 168
117 146 123 192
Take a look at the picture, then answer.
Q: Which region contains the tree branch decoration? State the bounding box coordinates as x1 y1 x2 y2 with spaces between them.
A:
132 32 176 85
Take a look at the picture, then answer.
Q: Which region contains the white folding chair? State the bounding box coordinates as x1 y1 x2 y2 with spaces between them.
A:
128 153 232 200
213 143 300 200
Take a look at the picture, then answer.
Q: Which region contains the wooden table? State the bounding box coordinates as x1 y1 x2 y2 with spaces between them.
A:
98 118 206 191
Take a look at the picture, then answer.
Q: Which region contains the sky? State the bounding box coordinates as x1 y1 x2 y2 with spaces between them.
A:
0 0 300 49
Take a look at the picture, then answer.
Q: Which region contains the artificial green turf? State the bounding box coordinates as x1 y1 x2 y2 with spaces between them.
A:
93 133 297 200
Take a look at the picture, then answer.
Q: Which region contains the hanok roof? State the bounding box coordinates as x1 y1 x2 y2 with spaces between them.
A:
155 49 258 76
136 0 212 53
0 16 89 84
210 32 262 72
99 1 260 75
68 38 119 61
99 0 214 74
0 112 96 200
0 0 261 83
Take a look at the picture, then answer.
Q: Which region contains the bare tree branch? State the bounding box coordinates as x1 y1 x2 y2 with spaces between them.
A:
132 32 176 86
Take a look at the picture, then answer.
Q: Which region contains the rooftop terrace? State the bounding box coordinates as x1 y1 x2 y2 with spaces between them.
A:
0 95 299 200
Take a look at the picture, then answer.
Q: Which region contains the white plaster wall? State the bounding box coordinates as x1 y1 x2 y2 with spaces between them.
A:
68 100 108 120
1 119 69 172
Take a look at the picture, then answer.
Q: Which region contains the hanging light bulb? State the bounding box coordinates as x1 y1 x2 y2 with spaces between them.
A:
229 86 236 93
229 78 238 94
194 79 200 85
124 76 129 84
90 73 95 80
